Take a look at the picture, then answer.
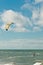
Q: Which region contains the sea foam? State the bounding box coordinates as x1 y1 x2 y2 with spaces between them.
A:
0 62 16 65
33 62 42 65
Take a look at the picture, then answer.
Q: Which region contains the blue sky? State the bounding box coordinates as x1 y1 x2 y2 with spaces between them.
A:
0 0 43 49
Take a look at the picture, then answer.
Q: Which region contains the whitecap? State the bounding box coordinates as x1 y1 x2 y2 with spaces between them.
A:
0 62 16 65
4 63 13 65
33 62 42 65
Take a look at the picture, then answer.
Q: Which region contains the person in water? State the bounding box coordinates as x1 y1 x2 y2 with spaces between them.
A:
33 53 36 57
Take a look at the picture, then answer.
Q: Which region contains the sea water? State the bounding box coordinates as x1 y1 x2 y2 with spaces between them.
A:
0 50 43 65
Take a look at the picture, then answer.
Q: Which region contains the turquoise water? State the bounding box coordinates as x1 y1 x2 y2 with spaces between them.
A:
0 50 43 65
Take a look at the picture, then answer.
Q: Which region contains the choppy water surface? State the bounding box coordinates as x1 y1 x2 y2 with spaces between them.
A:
0 50 43 65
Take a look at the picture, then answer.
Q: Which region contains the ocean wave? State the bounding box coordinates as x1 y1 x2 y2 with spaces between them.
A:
33 62 42 65
0 62 16 65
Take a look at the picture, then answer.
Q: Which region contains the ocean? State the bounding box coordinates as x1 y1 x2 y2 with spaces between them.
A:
0 50 43 65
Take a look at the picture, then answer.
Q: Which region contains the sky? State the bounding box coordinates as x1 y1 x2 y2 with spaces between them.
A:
0 0 43 49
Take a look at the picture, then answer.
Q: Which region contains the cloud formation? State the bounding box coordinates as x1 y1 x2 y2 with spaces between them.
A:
21 0 43 32
32 4 43 27
35 0 43 4
33 26 41 32
0 0 43 32
1 10 32 32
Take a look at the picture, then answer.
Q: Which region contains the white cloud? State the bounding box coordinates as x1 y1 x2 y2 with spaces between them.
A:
1 10 15 23
38 7 43 26
33 27 41 32
21 3 30 9
32 5 43 27
32 9 39 21
1 10 32 32
1 24 6 30
24 0 30 3
14 27 29 32
21 3 33 11
21 1 43 27
21 3 43 32
0 39 43 49
0 1 43 32
35 0 43 4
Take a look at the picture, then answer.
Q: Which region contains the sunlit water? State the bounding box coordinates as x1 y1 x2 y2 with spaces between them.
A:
0 50 43 65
